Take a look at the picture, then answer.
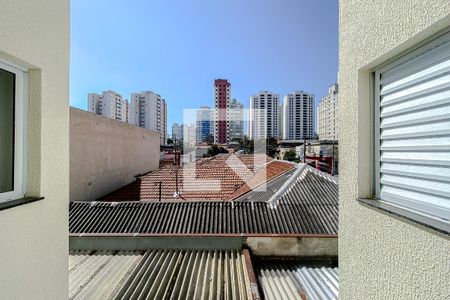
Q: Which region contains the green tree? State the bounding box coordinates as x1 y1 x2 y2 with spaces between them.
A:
283 149 298 162
266 137 279 158
205 134 214 145
204 144 229 157
236 136 254 154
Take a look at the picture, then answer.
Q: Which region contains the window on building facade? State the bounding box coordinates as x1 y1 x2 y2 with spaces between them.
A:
0 61 27 203
373 30 450 226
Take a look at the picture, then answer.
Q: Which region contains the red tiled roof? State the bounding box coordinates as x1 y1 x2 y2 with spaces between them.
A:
99 154 294 202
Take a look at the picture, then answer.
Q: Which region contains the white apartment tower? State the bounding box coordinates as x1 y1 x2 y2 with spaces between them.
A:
318 84 338 140
282 91 315 140
130 91 167 145
88 90 130 123
172 122 183 143
249 91 281 140
228 98 244 142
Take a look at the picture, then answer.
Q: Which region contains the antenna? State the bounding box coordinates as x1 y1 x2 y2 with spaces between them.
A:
155 182 162 201
175 165 179 195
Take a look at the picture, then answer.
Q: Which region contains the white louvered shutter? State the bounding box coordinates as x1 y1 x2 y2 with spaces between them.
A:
375 32 450 222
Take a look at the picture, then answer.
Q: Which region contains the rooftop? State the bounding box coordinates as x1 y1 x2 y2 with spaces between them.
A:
69 165 338 236
69 249 339 300
257 262 339 300
99 154 294 202
69 249 255 299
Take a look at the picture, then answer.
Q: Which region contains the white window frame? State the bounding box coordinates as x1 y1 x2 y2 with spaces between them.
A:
0 60 28 203
373 29 450 223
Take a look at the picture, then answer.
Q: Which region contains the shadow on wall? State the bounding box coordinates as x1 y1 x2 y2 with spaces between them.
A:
97 178 143 202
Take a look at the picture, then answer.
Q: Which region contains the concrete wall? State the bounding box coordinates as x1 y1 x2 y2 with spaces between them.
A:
70 108 160 201
70 236 243 250
0 0 69 299
339 1 450 299
246 237 337 257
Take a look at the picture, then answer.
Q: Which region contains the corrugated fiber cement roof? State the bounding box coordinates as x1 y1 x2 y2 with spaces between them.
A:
69 249 254 300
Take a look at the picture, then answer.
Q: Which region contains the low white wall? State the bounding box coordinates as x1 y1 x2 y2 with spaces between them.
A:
246 237 337 257
70 108 160 201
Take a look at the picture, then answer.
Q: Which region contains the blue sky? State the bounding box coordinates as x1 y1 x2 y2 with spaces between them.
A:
70 0 338 127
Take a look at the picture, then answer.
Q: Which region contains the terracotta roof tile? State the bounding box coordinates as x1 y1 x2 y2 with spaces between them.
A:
99 154 294 202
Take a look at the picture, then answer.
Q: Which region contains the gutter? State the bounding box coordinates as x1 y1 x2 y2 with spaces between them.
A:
242 249 262 300
69 233 338 238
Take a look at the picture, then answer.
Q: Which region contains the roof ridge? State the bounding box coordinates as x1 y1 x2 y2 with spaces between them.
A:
267 164 307 208
267 164 338 208
303 164 338 184
230 163 295 201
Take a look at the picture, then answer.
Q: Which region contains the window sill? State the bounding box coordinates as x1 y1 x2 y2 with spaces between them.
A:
358 198 450 236
0 197 44 212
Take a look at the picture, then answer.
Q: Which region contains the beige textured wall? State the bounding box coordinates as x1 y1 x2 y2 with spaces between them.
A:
70 108 160 201
339 1 450 299
0 0 69 299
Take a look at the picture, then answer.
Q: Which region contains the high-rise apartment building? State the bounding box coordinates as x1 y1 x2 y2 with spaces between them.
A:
130 91 167 145
184 124 197 146
318 84 338 140
88 90 130 123
172 122 183 143
196 106 214 144
249 91 281 140
228 98 244 142
214 79 231 144
282 91 315 140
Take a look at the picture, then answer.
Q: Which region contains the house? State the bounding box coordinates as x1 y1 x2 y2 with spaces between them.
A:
98 154 294 202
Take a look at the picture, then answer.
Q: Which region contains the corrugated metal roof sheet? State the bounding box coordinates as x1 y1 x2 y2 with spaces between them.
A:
69 249 254 300
273 165 338 207
236 169 296 202
238 165 338 205
69 250 143 300
69 166 338 235
258 264 339 300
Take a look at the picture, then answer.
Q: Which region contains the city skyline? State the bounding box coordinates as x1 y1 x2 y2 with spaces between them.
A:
83 83 326 144
70 0 338 127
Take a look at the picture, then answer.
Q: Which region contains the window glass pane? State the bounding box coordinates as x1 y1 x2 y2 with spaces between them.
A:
0 68 15 193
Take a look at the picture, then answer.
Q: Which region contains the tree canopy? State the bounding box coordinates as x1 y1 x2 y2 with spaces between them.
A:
204 144 229 157
283 149 298 162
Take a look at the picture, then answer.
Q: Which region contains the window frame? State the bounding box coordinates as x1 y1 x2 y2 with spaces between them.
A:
0 60 28 203
367 29 450 234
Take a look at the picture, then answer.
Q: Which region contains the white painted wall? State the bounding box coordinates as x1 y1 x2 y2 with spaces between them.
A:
339 1 450 299
0 0 69 298
70 108 160 201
